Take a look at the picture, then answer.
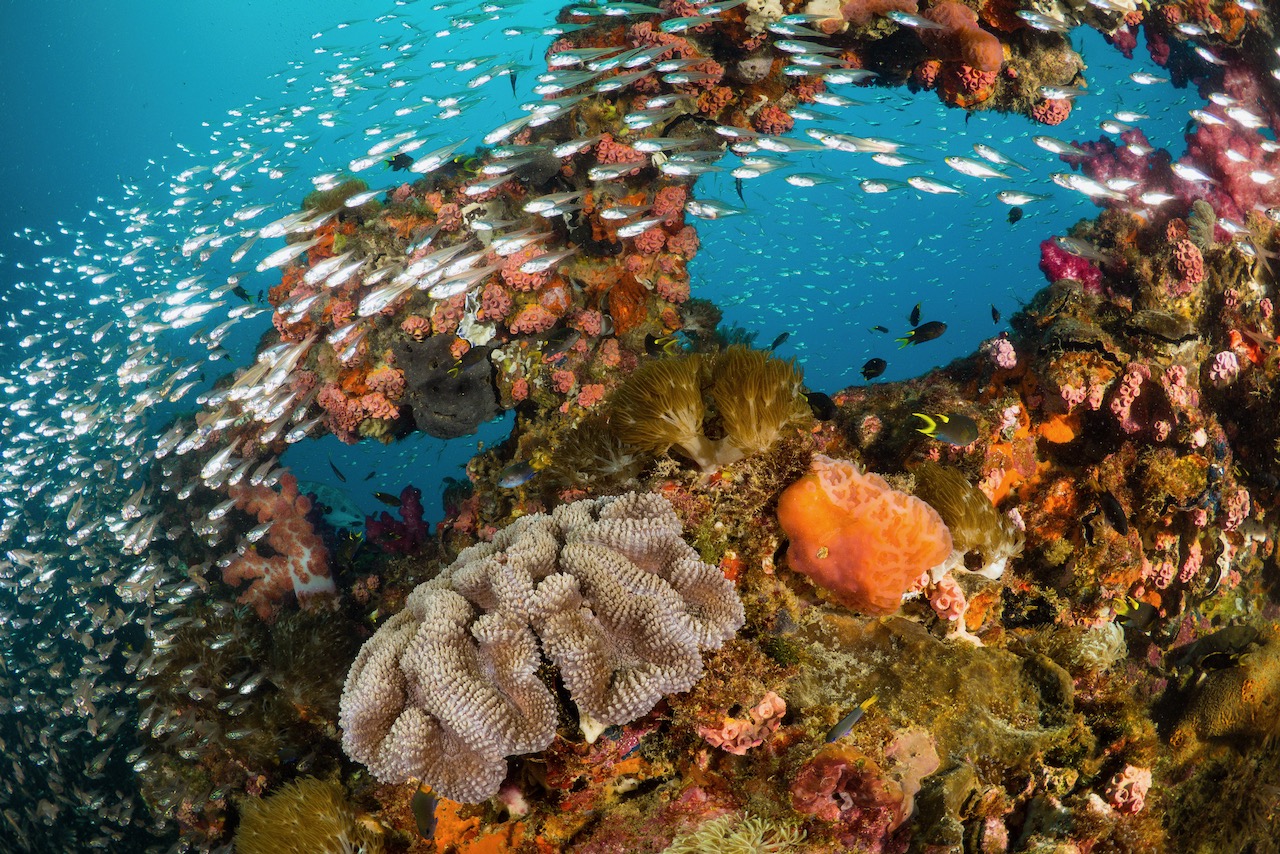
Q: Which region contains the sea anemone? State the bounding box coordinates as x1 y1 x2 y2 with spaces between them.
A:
912 462 1023 580
606 354 714 467
709 345 810 466
233 777 384 854
662 813 805 853
606 347 811 472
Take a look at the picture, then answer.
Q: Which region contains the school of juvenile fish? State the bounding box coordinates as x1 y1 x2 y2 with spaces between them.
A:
0 0 1252 848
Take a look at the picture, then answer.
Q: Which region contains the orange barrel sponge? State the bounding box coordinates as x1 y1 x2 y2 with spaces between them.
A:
777 454 953 615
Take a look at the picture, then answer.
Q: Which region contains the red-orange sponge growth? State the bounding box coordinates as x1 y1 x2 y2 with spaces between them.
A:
777 455 953 615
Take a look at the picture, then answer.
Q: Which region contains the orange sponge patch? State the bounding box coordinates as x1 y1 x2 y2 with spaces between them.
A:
777 455 953 615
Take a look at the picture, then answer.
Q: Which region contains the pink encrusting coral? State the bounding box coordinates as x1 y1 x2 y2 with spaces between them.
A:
1104 764 1152 815
696 691 786 755
221 473 335 620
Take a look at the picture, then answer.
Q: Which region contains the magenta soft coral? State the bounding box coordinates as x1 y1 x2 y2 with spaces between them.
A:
366 485 429 555
1038 238 1103 292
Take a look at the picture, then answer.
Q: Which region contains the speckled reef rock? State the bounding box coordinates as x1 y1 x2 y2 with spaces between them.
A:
338 491 744 802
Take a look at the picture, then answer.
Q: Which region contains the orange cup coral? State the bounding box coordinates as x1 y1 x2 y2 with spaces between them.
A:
777 455 953 614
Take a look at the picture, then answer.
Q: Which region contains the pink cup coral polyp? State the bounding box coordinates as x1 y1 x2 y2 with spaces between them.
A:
777 455 953 614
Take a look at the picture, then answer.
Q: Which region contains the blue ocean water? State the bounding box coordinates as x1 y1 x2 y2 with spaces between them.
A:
0 1 1212 848
0 1 1195 520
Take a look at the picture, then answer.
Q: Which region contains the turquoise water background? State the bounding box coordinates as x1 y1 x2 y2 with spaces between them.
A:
0 0 1196 523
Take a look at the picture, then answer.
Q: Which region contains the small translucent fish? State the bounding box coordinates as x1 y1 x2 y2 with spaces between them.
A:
1249 170 1275 185
519 246 577 273
913 412 978 445
1040 84 1085 101
1194 46 1227 66
908 176 964 195
1051 172 1124 201
524 190 584 215
685 198 747 219
1125 141 1154 156
255 236 321 272
1016 10 1073 32
823 69 877 85
755 135 827 153
1105 177 1140 192
1113 110 1148 122
859 178 909 194
593 67 654 93
601 203 652 220
1226 105 1266 129
944 156 1010 180
618 216 667 238
1055 236 1113 264
1033 135 1086 156
784 172 836 187
872 152 925 167
826 695 877 742
996 189 1050 205
660 15 716 31
884 9 945 28
660 159 722 177
807 129 899 153
811 91 862 108
589 162 644 181
1174 21 1207 36
662 70 722 85
973 143 1028 171
1129 71 1168 85
1189 109 1227 127
775 39 842 55
498 461 536 488
600 2 663 16
552 135 602 158
1171 162 1214 183
483 115 532 145
1100 120 1133 135
410 138 471 175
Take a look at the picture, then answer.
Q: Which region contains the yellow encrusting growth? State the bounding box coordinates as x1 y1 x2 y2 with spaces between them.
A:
233 777 385 854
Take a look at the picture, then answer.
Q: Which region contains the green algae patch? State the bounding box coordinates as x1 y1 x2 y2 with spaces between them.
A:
790 615 1090 780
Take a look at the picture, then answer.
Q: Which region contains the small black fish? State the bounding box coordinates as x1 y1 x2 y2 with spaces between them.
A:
543 327 582 357
231 284 254 304
411 785 439 842
1099 491 1129 535
256 289 264 303
499 461 536 489
861 358 886 381
373 491 402 506
1007 206 1023 225
645 332 685 357
805 391 837 421
909 303 921 327
364 470 376 481
510 70 518 97
826 695 876 742
896 321 947 347
914 412 979 446
387 152 414 171
768 331 790 351
328 456 347 483
870 325 889 334
735 176 745 203
991 304 1001 324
